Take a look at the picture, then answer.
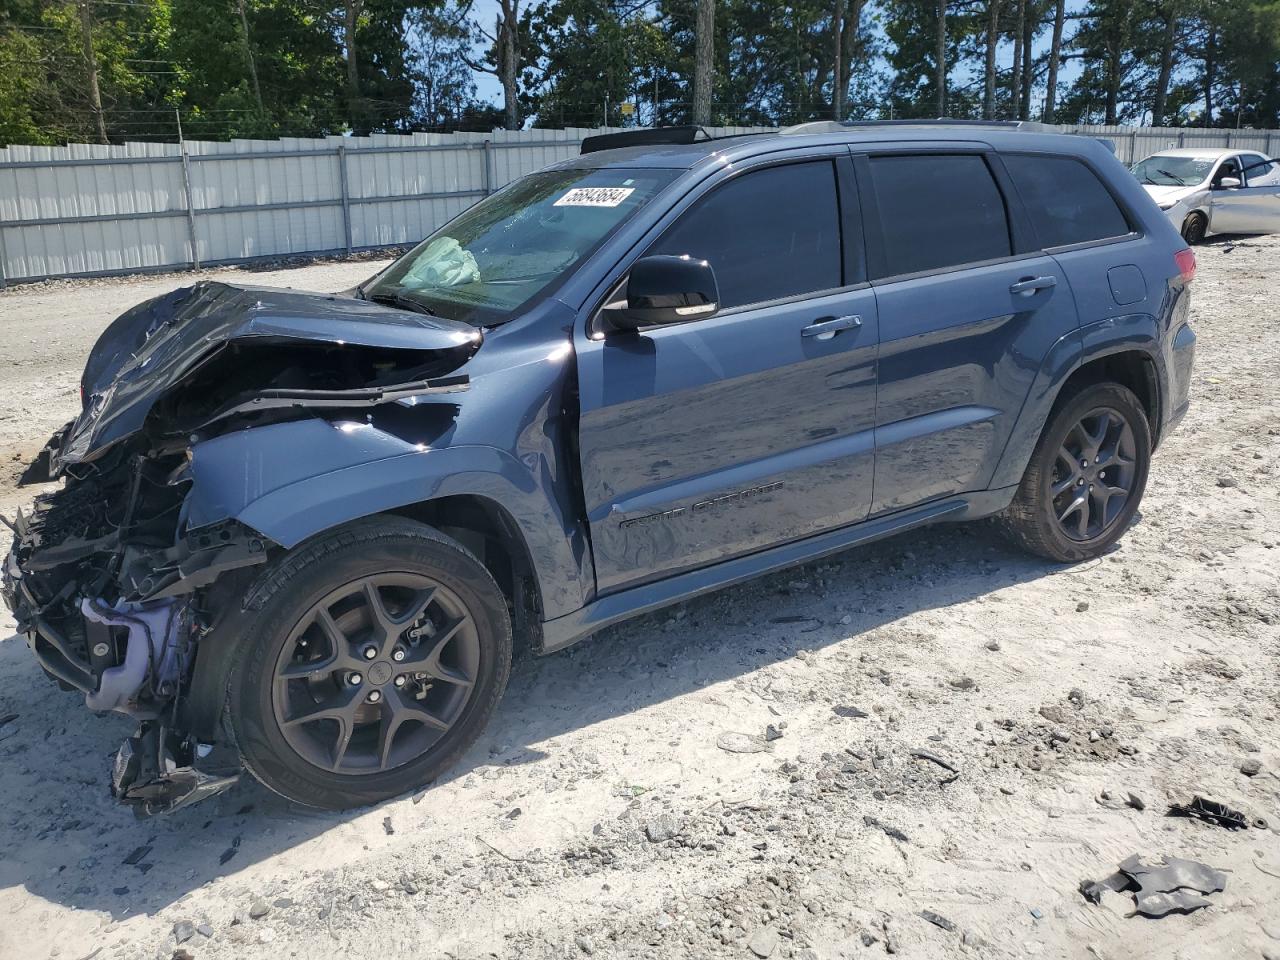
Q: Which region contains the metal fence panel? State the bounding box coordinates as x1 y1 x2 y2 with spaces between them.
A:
1 123 1275 284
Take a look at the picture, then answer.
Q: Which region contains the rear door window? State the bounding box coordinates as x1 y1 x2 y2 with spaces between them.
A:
867 154 1011 277
648 161 843 309
1004 154 1131 248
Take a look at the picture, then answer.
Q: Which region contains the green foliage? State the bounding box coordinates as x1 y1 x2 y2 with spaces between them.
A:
0 0 1276 145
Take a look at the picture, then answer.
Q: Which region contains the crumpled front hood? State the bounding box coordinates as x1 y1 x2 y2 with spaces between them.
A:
57 281 482 470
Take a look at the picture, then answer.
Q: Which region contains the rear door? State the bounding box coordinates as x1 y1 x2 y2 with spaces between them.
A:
856 147 1079 515
574 153 880 595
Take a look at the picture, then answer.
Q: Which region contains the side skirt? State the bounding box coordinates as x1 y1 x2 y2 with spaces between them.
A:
539 486 1017 654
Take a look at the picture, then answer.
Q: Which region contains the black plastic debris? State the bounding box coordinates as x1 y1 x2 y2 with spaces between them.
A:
1167 795 1248 830
1080 854 1226 917
919 910 956 932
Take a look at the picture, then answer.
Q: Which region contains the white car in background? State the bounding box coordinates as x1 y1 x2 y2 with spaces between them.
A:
1131 147 1280 243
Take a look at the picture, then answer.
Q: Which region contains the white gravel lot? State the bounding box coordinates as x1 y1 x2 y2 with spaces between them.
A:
0 239 1277 960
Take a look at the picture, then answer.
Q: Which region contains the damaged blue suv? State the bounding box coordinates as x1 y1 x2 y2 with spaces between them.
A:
2 121 1196 813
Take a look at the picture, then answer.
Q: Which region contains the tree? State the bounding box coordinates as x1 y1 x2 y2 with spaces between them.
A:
466 0 525 129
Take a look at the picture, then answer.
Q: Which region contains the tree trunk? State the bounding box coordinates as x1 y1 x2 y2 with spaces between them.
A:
983 0 1001 119
78 1 108 144
693 0 714 125
1043 0 1065 121
344 1 364 134
1152 7 1175 125
935 0 947 116
1202 25 1216 126
1104 41 1120 124
1019 3 1033 119
498 1 520 130
833 3 842 119
1010 0 1025 120
236 0 265 114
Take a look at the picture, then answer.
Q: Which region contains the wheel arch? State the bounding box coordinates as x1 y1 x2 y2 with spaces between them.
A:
990 324 1164 491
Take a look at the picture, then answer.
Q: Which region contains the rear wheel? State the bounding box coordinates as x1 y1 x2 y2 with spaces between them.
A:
999 383 1151 563
1181 211 1208 244
227 517 511 809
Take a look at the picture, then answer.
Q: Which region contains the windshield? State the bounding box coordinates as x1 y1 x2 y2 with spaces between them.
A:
365 167 679 325
1130 155 1214 187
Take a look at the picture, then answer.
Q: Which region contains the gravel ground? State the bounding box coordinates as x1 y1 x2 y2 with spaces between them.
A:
0 239 1277 960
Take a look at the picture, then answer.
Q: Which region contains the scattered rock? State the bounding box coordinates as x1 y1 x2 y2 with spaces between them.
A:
1241 758 1263 777
1127 792 1145 811
575 934 595 954
1216 476 1238 488
985 639 1001 651
248 899 271 919
383 816 395 835
173 949 195 960
172 920 196 943
1039 705 1069 724
369 878 391 892
950 677 976 691
1076 601 1090 613
764 724 783 742
1068 688 1086 708
644 815 683 842
863 815 909 842
747 926 778 958
196 922 214 938
832 705 868 719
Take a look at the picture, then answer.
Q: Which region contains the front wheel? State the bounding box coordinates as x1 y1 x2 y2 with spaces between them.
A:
1181 211 1208 245
226 517 511 809
999 383 1152 563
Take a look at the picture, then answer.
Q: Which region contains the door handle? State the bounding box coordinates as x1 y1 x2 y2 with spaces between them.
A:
801 314 862 339
1009 275 1057 296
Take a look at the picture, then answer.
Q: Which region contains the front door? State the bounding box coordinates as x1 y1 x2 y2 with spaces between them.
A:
575 157 880 595
1211 153 1280 234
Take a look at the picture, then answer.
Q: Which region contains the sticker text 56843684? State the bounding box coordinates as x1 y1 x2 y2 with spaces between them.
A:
554 187 636 208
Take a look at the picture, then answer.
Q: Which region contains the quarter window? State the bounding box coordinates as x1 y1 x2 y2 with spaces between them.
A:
648 161 843 309
1004 154 1131 248
868 154 1011 277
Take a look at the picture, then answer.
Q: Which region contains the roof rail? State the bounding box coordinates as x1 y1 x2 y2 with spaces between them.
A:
781 119 1060 136
580 125 710 155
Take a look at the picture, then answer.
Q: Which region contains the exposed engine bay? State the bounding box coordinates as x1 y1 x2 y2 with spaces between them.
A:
1 281 479 815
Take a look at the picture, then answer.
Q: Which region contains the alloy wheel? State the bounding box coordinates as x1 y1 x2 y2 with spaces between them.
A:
271 573 480 774
1048 406 1138 542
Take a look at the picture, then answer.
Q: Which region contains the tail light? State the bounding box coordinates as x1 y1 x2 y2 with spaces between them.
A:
1174 247 1197 284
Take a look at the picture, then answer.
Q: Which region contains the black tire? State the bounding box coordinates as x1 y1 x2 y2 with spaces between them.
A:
999 382 1151 563
1181 211 1208 245
226 516 511 809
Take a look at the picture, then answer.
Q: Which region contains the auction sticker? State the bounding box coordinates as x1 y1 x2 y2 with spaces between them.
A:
554 187 635 207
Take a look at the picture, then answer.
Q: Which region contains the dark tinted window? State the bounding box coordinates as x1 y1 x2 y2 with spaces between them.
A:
868 154 1011 276
650 161 842 309
1004 154 1131 247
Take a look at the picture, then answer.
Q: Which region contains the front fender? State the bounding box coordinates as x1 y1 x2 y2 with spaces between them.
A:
989 312 1162 490
184 418 591 618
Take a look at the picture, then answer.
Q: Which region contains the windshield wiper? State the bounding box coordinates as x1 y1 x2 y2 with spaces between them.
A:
367 292 438 317
1156 168 1189 185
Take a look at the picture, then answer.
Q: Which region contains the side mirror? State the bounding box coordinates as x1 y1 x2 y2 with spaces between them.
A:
1217 176 1242 190
601 255 719 331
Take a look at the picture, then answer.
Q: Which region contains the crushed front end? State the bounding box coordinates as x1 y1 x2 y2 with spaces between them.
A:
2 444 269 814
1 280 480 815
